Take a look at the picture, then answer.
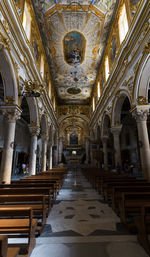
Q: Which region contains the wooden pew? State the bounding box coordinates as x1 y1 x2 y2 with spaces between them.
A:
21 175 63 191
96 174 134 194
103 180 149 203
117 192 150 225
0 188 52 212
5 181 57 200
112 186 150 212
134 205 150 255
0 207 37 257
0 194 48 233
0 235 19 257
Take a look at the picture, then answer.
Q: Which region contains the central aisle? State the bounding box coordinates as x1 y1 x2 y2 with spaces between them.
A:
30 168 148 257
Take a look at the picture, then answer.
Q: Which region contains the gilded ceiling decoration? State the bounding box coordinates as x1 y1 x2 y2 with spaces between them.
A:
33 0 117 104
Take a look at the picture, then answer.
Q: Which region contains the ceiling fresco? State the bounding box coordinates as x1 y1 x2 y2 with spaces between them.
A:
33 0 117 104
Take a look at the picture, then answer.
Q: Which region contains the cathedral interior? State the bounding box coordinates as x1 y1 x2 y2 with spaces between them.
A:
0 0 150 256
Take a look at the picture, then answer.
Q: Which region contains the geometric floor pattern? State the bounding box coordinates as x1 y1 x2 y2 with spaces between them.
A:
30 168 149 257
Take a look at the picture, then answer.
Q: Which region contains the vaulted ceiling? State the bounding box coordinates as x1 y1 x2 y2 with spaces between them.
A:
33 0 118 105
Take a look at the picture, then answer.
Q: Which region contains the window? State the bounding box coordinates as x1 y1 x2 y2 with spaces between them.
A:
119 4 129 43
97 81 101 98
53 97 56 111
23 2 31 40
40 55 44 78
49 81 52 98
93 97 95 112
105 56 109 81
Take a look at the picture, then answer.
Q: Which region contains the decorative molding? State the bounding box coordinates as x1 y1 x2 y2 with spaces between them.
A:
137 96 148 105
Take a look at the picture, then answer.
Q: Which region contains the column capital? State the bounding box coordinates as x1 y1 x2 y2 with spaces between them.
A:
41 132 48 141
29 125 40 136
110 125 122 135
0 105 22 122
101 135 109 144
131 106 149 122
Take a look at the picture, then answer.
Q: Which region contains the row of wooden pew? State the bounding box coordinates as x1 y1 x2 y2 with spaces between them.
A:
0 167 68 257
82 167 150 256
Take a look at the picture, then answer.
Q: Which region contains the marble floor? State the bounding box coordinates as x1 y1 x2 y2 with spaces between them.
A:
21 168 149 256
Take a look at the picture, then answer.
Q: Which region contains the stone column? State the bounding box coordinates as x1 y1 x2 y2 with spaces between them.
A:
85 140 89 164
110 125 122 167
132 106 150 179
58 137 63 163
56 136 59 166
28 126 40 175
102 136 109 170
41 133 48 172
0 105 22 184
48 143 53 170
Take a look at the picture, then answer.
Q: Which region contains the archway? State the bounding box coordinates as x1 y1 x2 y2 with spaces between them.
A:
13 97 31 176
102 114 115 169
0 49 18 103
120 97 141 176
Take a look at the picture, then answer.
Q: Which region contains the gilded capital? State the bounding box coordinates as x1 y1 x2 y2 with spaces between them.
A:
41 132 48 141
131 106 149 122
29 126 40 136
0 105 22 122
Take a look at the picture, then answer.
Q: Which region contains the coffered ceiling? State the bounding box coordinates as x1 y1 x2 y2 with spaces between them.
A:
33 0 117 104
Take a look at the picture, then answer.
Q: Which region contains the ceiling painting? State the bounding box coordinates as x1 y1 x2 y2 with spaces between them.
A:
64 31 85 65
33 0 117 104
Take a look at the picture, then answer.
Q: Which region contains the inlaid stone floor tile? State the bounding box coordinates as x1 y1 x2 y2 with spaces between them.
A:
29 168 149 257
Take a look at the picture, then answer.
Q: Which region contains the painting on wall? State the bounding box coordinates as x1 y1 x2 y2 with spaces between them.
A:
64 31 85 65
70 133 78 145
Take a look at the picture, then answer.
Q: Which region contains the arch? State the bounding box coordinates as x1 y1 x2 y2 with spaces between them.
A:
20 97 39 125
0 48 18 104
112 91 132 126
58 114 90 124
134 53 150 102
62 122 88 134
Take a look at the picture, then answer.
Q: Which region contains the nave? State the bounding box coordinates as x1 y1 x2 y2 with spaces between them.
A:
29 168 148 257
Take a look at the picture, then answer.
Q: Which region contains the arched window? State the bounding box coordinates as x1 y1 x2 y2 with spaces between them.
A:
49 81 51 98
97 81 101 99
105 56 109 81
53 97 56 111
93 97 95 112
118 4 129 43
23 1 31 40
40 54 44 78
